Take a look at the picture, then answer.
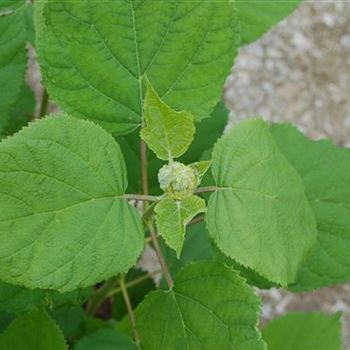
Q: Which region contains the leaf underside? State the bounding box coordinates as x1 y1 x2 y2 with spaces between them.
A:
155 195 206 257
207 118 317 286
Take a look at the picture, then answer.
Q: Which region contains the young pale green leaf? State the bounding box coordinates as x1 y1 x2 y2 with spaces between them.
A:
75 328 138 350
0 309 68 350
155 195 206 257
118 101 227 195
141 80 195 160
0 4 28 131
0 115 144 292
271 124 350 291
189 160 211 183
135 262 266 350
35 0 239 134
237 0 302 45
262 312 343 350
207 118 317 286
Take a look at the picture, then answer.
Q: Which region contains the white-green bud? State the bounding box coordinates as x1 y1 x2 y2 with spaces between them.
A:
158 162 198 200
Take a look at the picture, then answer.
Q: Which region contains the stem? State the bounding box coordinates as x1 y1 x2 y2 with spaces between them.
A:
86 277 118 316
194 186 218 194
119 274 140 346
142 200 158 223
140 139 174 289
105 269 161 298
147 221 174 289
39 89 49 118
140 140 149 197
124 194 160 202
188 214 205 226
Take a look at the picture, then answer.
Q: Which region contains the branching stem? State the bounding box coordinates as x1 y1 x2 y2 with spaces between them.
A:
140 139 174 289
105 269 161 298
86 277 118 316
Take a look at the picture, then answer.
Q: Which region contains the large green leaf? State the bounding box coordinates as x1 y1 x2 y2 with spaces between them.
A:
75 328 138 350
262 312 343 350
237 0 302 45
35 0 239 134
155 195 206 257
0 309 67 350
0 4 28 132
0 115 144 292
136 262 266 350
207 119 317 286
141 80 194 160
271 124 350 291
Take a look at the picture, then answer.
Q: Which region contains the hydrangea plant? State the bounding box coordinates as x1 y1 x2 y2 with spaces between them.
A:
0 0 346 349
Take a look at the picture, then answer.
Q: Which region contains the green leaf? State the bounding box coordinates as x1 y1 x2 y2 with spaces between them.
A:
0 309 67 350
0 312 15 333
0 281 91 313
0 115 144 292
75 328 138 350
212 246 275 290
51 305 85 340
0 0 25 12
136 262 265 350
160 221 214 284
207 118 317 286
141 80 195 160
118 101 226 195
189 160 211 183
35 0 239 134
0 4 28 129
155 195 206 257
0 83 35 139
271 124 350 291
262 312 343 350
179 101 228 164
49 287 92 308
0 282 45 313
237 0 302 45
